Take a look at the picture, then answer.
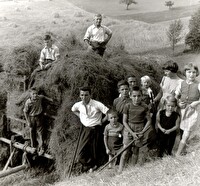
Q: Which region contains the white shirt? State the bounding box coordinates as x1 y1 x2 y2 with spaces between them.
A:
84 24 112 43
71 99 109 127
39 45 60 62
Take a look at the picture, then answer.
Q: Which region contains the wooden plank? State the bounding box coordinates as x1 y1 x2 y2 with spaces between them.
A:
0 164 26 178
0 137 54 160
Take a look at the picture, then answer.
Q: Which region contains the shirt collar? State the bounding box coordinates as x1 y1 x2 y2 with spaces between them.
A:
81 99 92 105
92 24 102 29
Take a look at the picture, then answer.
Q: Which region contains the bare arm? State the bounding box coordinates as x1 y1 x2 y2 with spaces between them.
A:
123 113 138 139
103 134 110 154
156 110 165 133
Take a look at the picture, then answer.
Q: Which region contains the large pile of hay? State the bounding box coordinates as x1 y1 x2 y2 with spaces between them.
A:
1 34 164 178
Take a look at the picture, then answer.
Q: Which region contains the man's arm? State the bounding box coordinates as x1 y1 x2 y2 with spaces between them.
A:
24 111 31 127
43 95 53 102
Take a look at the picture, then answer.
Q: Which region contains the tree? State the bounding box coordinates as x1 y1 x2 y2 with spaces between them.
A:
120 0 137 10
167 19 183 54
185 8 200 51
165 1 174 10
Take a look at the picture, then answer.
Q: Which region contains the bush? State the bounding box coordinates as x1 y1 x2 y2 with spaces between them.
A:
185 8 200 51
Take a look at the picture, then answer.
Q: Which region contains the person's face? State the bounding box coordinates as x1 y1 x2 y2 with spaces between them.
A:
108 113 119 127
94 16 102 27
127 77 138 88
44 39 52 48
142 80 150 89
130 90 142 105
80 90 91 104
119 85 129 98
185 68 197 82
164 70 173 78
165 101 176 113
30 91 38 100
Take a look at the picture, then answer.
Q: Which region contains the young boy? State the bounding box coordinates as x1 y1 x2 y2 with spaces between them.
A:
119 86 151 173
39 34 60 70
104 109 123 168
113 80 132 123
23 87 53 155
127 75 138 92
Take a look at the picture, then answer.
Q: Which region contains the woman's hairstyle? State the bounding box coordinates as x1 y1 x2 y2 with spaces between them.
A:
141 75 152 85
117 80 129 89
184 63 199 77
164 95 177 106
162 60 179 73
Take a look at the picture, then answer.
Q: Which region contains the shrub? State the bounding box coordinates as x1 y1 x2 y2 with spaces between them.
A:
185 8 200 51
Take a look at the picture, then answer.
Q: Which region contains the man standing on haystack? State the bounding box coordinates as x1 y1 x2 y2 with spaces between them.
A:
84 14 112 56
71 86 109 173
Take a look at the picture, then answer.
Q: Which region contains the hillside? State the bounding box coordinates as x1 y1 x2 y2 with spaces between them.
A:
0 0 200 186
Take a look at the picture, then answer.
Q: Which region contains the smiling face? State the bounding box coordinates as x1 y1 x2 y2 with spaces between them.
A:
80 90 91 104
94 15 102 27
185 68 197 82
142 80 150 89
130 90 142 106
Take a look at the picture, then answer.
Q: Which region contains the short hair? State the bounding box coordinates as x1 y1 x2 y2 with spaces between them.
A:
126 74 136 80
164 95 177 106
117 80 129 89
94 13 102 19
162 60 178 73
79 86 91 94
141 75 152 85
107 109 118 116
30 87 38 94
43 34 52 41
130 86 142 96
184 63 199 77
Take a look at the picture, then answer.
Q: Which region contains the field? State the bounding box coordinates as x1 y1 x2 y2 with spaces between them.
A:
66 0 200 17
0 0 200 186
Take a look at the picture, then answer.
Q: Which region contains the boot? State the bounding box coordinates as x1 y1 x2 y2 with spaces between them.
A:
176 142 185 156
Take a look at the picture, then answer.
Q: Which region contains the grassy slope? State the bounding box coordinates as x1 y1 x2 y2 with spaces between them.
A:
66 0 200 16
0 0 200 186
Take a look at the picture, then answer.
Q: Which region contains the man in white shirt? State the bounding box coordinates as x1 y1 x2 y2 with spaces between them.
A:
84 14 112 56
71 86 109 172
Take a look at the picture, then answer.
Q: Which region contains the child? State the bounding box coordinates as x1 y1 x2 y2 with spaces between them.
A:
156 95 180 157
127 75 138 92
154 60 183 110
104 109 123 168
175 63 200 156
141 75 155 113
39 34 60 70
113 80 132 123
23 87 53 155
118 86 151 173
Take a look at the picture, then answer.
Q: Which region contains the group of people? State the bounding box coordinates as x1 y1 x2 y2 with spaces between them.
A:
71 61 200 173
22 13 200 174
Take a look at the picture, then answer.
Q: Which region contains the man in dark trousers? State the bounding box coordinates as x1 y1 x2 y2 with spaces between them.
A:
84 14 112 56
71 86 109 172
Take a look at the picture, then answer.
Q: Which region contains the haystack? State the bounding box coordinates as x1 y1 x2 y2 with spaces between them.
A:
1 34 164 178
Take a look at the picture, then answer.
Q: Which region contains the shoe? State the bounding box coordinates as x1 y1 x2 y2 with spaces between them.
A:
38 148 45 156
88 165 97 173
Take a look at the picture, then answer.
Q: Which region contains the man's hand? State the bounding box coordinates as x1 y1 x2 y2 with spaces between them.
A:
106 148 111 155
131 132 139 139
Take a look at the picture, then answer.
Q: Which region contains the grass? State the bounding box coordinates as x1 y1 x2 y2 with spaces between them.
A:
66 0 200 17
0 0 200 186
113 4 200 23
